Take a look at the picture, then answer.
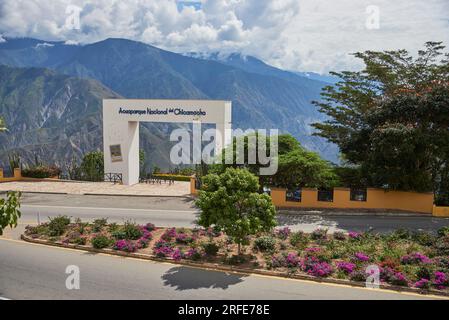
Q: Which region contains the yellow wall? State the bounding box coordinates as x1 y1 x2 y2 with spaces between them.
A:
190 180 434 214
190 177 198 195
0 168 22 183
433 205 449 217
271 187 434 214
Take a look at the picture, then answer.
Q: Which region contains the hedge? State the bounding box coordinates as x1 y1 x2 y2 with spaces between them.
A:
22 165 61 179
151 174 192 182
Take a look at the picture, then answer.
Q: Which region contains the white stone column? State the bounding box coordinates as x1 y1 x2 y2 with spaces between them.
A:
103 119 139 185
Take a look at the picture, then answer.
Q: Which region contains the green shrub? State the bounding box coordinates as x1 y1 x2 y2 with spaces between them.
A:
311 229 328 240
202 242 219 256
350 270 367 282
416 265 435 280
65 230 87 245
434 235 449 255
73 236 87 245
333 231 347 241
254 236 276 252
48 215 71 236
290 231 309 248
122 220 143 240
108 223 120 233
437 226 449 238
79 151 104 182
111 230 127 240
152 174 191 182
25 224 49 236
91 234 113 249
22 165 61 179
92 218 108 232
388 229 411 241
411 231 436 246
74 218 88 234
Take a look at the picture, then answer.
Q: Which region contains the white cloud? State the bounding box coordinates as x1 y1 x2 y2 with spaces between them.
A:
0 0 448 73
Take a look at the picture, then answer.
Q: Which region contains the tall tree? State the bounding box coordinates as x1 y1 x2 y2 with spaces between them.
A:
313 42 449 193
212 133 338 189
196 168 276 255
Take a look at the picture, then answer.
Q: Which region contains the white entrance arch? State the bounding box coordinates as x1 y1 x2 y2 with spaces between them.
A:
103 99 232 185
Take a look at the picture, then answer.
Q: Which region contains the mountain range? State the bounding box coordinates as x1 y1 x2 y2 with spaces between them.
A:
0 37 339 172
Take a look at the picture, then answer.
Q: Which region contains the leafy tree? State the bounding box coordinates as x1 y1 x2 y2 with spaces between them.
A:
0 192 21 236
196 168 277 255
313 42 449 194
79 151 104 181
212 133 338 189
0 116 6 132
272 148 339 189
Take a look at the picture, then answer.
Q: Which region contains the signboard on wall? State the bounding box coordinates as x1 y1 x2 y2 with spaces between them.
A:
110 144 123 162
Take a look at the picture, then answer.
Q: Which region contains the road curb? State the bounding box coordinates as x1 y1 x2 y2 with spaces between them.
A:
20 234 449 299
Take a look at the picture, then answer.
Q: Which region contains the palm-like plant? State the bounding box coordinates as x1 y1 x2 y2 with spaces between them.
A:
0 116 7 132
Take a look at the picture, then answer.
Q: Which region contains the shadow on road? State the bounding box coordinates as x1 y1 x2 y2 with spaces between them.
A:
162 266 247 290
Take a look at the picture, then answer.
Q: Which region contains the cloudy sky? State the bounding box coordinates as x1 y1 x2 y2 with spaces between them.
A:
0 0 448 73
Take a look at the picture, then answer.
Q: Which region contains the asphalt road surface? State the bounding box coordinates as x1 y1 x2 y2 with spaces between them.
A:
10 193 449 237
0 238 442 300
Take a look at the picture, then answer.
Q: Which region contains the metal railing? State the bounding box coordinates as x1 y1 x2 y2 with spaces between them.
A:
139 174 175 185
104 173 123 184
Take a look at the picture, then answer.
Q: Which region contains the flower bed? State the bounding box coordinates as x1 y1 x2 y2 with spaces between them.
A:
23 217 449 296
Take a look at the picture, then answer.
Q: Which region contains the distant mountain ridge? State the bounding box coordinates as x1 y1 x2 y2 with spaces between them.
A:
184 52 340 84
0 37 339 170
0 65 119 168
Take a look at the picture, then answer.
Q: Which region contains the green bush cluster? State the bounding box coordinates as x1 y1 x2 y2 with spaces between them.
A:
91 234 113 249
152 174 191 182
290 231 309 249
254 236 276 252
92 218 108 232
47 215 71 236
202 242 219 256
22 165 61 179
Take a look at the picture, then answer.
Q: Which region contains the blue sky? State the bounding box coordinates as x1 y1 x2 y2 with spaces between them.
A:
0 0 448 73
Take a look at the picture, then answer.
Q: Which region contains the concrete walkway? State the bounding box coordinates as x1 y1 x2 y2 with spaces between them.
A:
0 181 190 197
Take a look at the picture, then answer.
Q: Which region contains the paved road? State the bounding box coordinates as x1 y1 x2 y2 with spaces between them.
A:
10 193 449 238
0 238 441 300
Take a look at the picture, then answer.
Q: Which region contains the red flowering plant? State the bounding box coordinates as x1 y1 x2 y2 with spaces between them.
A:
415 278 431 290
172 249 184 261
175 233 195 244
336 261 356 275
433 272 449 290
352 252 370 263
161 228 177 241
153 240 175 257
114 239 137 253
300 257 333 277
388 272 409 287
401 252 432 265
185 247 202 261
275 227 291 240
